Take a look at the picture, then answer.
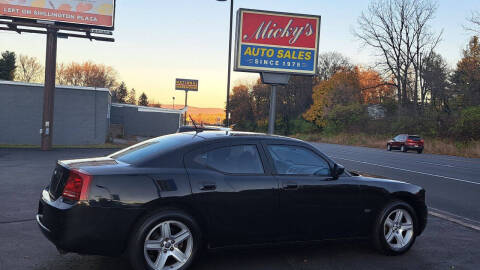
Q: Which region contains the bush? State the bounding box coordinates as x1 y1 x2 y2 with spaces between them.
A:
451 106 480 140
324 103 368 134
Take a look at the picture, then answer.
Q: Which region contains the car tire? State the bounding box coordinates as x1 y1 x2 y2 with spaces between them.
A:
417 149 423 154
387 144 392 151
128 209 202 270
401 145 407 152
372 201 417 255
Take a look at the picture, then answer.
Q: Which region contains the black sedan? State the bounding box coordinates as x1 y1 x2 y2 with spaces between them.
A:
37 131 427 270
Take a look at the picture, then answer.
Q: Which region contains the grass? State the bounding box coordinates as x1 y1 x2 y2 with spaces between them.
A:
293 133 480 158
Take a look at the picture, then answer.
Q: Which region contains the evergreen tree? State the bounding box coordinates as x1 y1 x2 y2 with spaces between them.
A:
126 88 137 105
0 51 16 81
452 36 480 106
112 82 128 103
138 92 149 106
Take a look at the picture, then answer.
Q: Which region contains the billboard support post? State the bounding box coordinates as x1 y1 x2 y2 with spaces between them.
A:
184 91 188 125
268 85 277 135
41 27 58 150
261 73 290 134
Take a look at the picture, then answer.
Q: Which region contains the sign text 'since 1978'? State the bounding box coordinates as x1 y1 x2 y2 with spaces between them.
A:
234 9 321 75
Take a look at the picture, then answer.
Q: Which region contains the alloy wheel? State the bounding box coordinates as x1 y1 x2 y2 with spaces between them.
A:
143 220 193 270
383 209 414 250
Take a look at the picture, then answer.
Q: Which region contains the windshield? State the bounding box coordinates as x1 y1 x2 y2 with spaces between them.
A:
408 136 421 141
109 133 202 165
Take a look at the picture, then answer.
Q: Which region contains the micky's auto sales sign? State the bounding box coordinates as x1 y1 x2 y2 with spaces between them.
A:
234 9 321 75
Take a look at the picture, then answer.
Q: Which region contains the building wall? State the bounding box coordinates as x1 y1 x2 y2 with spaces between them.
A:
0 81 110 146
111 104 181 137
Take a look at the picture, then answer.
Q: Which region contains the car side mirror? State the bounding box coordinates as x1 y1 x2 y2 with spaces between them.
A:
332 163 345 179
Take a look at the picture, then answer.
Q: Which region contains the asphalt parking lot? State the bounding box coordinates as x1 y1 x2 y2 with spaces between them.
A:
0 148 479 270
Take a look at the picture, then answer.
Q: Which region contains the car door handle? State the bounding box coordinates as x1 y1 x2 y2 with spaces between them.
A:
282 182 298 190
200 183 216 191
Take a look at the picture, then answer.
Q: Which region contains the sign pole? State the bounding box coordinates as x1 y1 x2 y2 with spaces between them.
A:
225 0 234 128
41 26 58 151
268 85 277 134
184 90 188 125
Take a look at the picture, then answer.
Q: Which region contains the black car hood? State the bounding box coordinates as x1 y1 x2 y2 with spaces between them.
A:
352 175 408 185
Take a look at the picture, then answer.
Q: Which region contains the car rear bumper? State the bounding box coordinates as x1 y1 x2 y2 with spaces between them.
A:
405 144 424 150
37 188 142 256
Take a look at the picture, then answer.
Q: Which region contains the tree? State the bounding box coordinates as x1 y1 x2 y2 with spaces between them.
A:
317 52 352 81
138 92 149 106
354 0 441 108
304 69 361 127
452 36 480 107
0 51 16 81
56 61 118 89
422 52 450 111
229 84 255 130
465 11 480 34
15 55 44 83
126 88 137 105
112 82 128 103
358 67 394 104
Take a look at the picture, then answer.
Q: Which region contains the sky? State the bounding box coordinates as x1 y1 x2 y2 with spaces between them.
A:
0 0 479 108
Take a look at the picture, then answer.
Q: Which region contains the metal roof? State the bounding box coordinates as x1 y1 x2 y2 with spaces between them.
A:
0 80 110 92
111 102 187 114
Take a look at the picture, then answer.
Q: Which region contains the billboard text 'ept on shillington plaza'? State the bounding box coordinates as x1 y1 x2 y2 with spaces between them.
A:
234 9 321 75
0 0 115 29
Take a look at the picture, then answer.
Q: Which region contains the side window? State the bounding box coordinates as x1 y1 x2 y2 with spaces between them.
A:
194 145 264 174
267 145 330 176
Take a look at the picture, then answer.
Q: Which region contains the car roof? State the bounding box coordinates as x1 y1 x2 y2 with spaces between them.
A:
182 130 301 142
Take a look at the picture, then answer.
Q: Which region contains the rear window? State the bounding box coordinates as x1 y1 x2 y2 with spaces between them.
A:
110 133 201 165
408 136 421 141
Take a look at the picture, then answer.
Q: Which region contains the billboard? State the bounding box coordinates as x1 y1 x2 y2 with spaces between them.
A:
235 9 321 75
175 78 199 91
0 0 115 29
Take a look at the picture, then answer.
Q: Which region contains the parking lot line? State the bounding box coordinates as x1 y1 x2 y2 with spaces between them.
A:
331 156 480 185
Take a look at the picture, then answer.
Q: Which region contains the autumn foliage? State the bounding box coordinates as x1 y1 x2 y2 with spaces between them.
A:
304 67 393 128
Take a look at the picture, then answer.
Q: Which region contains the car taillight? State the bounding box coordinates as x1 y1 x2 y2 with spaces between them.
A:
62 169 92 201
406 139 414 143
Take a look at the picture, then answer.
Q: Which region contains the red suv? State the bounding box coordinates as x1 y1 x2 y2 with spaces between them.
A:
387 134 424 154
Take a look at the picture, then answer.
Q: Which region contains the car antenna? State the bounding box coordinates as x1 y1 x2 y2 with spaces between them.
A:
189 114 201 133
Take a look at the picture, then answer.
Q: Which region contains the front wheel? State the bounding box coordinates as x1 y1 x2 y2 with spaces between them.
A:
401 145 407 152
128 210 201 270
372 201 417 255
417 149 423 154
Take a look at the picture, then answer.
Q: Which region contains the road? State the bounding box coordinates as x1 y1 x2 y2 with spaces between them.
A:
0 147 479 270
313 143 480 224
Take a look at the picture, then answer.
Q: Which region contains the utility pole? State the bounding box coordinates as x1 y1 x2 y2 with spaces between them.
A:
41 27 58 150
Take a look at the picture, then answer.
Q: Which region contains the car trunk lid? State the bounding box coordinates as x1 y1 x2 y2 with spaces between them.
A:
48 157 118 200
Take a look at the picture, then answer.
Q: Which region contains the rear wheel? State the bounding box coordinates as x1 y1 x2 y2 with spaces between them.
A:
401 145 407 152
417 149 423 154
372 201 417 255
387 144 392 151
128 210 201 270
